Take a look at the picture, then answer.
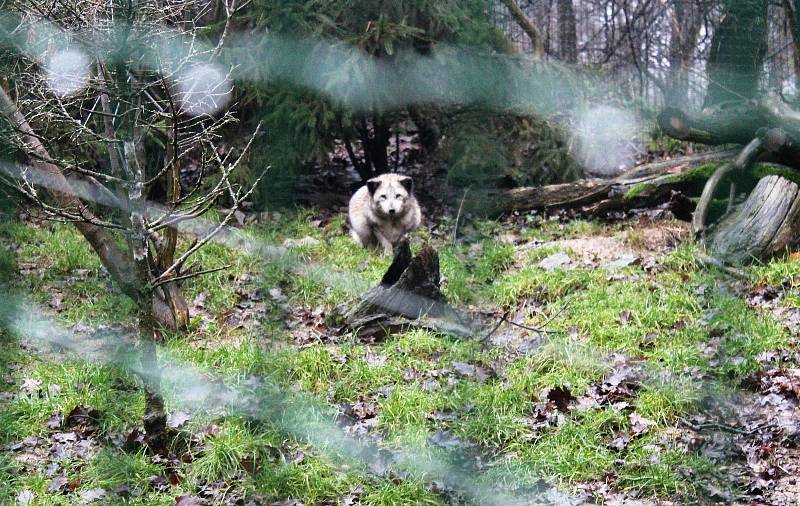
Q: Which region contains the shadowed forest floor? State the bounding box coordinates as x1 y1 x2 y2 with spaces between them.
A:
1 205 800 505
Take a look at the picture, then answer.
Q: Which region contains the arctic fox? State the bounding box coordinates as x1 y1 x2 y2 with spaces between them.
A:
348 174 422 256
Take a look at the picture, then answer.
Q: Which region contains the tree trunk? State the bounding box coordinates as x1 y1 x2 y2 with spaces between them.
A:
499 0 545 58
783 0 800 83
704 0 768 108
101 69 190 332
407 105 440 153
352 116 392 180
665 0 706 107
691 137 765 236
710 175 800 264
2 84 171 449
0 86 139 299
690 127 800 235
557 0 578 63
0 85 188 330
341 241 472 339
658 101 800 262
365 115 391 176
138 303 168 453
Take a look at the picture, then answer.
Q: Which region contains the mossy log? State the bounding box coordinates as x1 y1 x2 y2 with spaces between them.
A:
656 100 800 263
489 152 783 218
691 127 800 238
341 241 472 339
709 175 800 264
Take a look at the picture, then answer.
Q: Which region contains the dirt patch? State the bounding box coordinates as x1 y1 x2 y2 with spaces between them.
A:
517 220 690 268
623 221 689 254
540 236 636 264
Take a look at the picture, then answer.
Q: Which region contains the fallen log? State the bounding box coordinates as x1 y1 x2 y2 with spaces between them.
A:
488 152 745 216
340 241 472 339
621 149 739 179
762 127 800 168
691 127 800 238
657 98 800 146
709 175 800 264
657 99 800 264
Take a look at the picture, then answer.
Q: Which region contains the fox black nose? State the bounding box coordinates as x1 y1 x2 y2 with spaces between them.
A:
389 209 396 214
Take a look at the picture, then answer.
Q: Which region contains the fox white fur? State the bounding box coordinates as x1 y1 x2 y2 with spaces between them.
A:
348 174 422 256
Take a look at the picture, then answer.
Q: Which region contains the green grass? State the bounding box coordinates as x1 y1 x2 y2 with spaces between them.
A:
491 264 606 307
186 417 276 482
750 252 800 287
0 209 797 504
618 436 713 497
0 357 144 442
518 409 624 483
83 449 165 492
440 240 515 304
504 334 611 395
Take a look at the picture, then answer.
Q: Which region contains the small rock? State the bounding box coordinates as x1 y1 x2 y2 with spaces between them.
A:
428 430 467 450
73 268 91 278
604 254 640 270
498 233 519 245
364 353 387 368
192 293 207 309
268 288 287 303
538 252 572 271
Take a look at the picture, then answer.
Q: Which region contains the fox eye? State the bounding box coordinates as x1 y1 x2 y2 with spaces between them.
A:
379 195 387 200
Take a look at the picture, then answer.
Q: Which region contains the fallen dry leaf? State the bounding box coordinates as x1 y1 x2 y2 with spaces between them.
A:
545 386 576 412
167 411 192 429
175 494 204 505
616 310 632 324
16 489 35 505
451 361 492 383
46 413 63 430
20 378 41 395
80 487 106 503
49 291 64 310
47 475 69 494
629 413 655 436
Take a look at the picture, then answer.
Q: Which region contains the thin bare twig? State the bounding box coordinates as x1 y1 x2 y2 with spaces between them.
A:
451 186 470 246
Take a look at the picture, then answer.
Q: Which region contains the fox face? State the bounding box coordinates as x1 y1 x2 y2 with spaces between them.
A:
367 175 413 218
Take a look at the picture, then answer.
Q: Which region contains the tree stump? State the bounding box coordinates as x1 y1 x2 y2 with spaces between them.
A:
710 175 800 264
341 240 472 339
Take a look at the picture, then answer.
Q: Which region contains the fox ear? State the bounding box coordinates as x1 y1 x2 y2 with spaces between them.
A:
399 176 413 193
366 179 381 195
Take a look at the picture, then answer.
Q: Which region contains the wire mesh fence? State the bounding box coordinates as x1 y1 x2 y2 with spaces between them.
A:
0 2 799 504
492 0 799 111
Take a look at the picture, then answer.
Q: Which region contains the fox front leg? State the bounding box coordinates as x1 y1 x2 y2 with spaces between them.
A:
372 229 394 257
